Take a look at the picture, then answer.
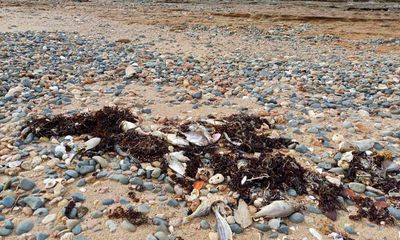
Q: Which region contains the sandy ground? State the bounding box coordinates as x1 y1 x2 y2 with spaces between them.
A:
1 1 400 240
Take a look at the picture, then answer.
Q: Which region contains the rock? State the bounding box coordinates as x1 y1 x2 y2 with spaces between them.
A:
167 199 179 207
278 224 289 234
42 213 57 224
348 182 366 193
36 233 49 240
344 225 357 235
146 234 158 240
93 156 108 168
0 228 12 236
254 223 270 232
20 178 36 191
229 223 243 234
102 198 114 205
151 168 161 178
200 220 210 229
66 219 81 230
387 207 400 220
154 231 169 240
352 139 375 152
254 200 295 218
16 220 34 235
338 141 356 152
2 196 15 208
65 170 79 178
84 137 101 150
268 218 281 230
295 144 309 153
23 196 44 210
33 208 49 217
78 165 95 175
3 220 13 229
209 173 224 184
54 145 66 158
137 204 151 214
121 220 136 232
91 210 103 218
105 220 117 232
143 182 155 190
72 224 82 235
72 192 86 202
289 212 305 223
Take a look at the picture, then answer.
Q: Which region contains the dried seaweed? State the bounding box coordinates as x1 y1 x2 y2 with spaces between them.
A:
349 197 394 224
107 206 148 225
64 200 76 219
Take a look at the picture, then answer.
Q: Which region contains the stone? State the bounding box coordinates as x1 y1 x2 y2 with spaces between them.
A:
33 208 49 217
0 228 12 236
200 220 210 229
254 223 271 232
295 144 309 153
289 212 305 223
66 219 81 230
23 196 44 210
36 233 49 240
344 225 357 235
78 165 95 175
102 198 114 205
387 207 400 220
348 182 366 193
154 231 169 240
20 178 36 191
229 223 243 234
72 192 86 202
2 196 15 208
106 220 117 232
65 170 79 178
42 213 57 224
16 220 34 235
121 220 136 232
137 204 150 214
167 199 179 207
91 210 103 218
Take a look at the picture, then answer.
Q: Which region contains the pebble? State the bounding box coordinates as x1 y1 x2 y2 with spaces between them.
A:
289 212 305 223
167 199 179 207
200 220 210 229
348 182 366 193
254 223 271 232
230 223 243 234
72 192 86 202
154 231 169 240
295 144 309 153
387 207 400 220
2 196 15 208
0 228 12 236
42 213 57 224
102 198 114 205
105 220 117 232
36 233 49 240
16 220 34 235
19 178 36 191
121 220 136 232
344 225 357 235
137 204 151 214
23 196 44 210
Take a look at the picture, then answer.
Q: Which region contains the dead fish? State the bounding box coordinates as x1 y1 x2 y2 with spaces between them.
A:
84 137 101 151
183 199 211 223
166 134 189 147
212 203 233 240
254 200 295 218
234 199 252 228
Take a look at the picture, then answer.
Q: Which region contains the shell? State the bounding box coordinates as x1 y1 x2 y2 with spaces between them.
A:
213 204 233 240
234 199 252 228
209 174 224 185
84 137 101 150
166 134 189 147
195 168 214 181
254 200 295 218
169 151 190 162
183 199 211 223
168 158 186 176
120 120 138 132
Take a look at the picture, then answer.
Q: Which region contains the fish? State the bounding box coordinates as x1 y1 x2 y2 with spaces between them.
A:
212 203 233 240
254 200 295 218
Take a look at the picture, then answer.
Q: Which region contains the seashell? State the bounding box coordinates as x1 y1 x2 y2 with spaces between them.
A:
234 199 252 228
254 200 295 218
60 232 74 240
212 204 233 240
209 174 224 185
84 137 101 151
309 228 323 240
168 158 186 176
326 176 341 187
183 199 212 223
340 151 353 162
120 120 138 132
195 168 214 181
169 151 190 162
43 178 58 189
166 134 189 147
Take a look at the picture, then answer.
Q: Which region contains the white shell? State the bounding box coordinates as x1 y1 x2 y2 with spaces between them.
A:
254 200 295 218
120 120 138 132
209 174 224 185
169 151 190 162
84 137 101 150
234 199 252 228
166 134 189 146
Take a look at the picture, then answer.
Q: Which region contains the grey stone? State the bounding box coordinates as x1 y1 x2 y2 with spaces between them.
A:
33 208 49 217
289 212 305 223
23 196 44 210
20 178 36 191
230 223 243 234
72 192 86 202
16 220 34 235
154 231 169 240
254 223 271 232
91 210 103 218
388 207 400 220
0 228 12 236
36 232 49 240
137 204 150 214
344 225 357 235
348 182 366 193
121 220 136 232
295 144 309 153
2 196 15 208
102 198 114 205
167 199 179 207
200 220 210 229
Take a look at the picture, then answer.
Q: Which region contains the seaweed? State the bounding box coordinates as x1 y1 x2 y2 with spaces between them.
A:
107 206 148 225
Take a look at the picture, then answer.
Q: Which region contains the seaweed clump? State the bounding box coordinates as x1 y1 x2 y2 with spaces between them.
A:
107 206 147 225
